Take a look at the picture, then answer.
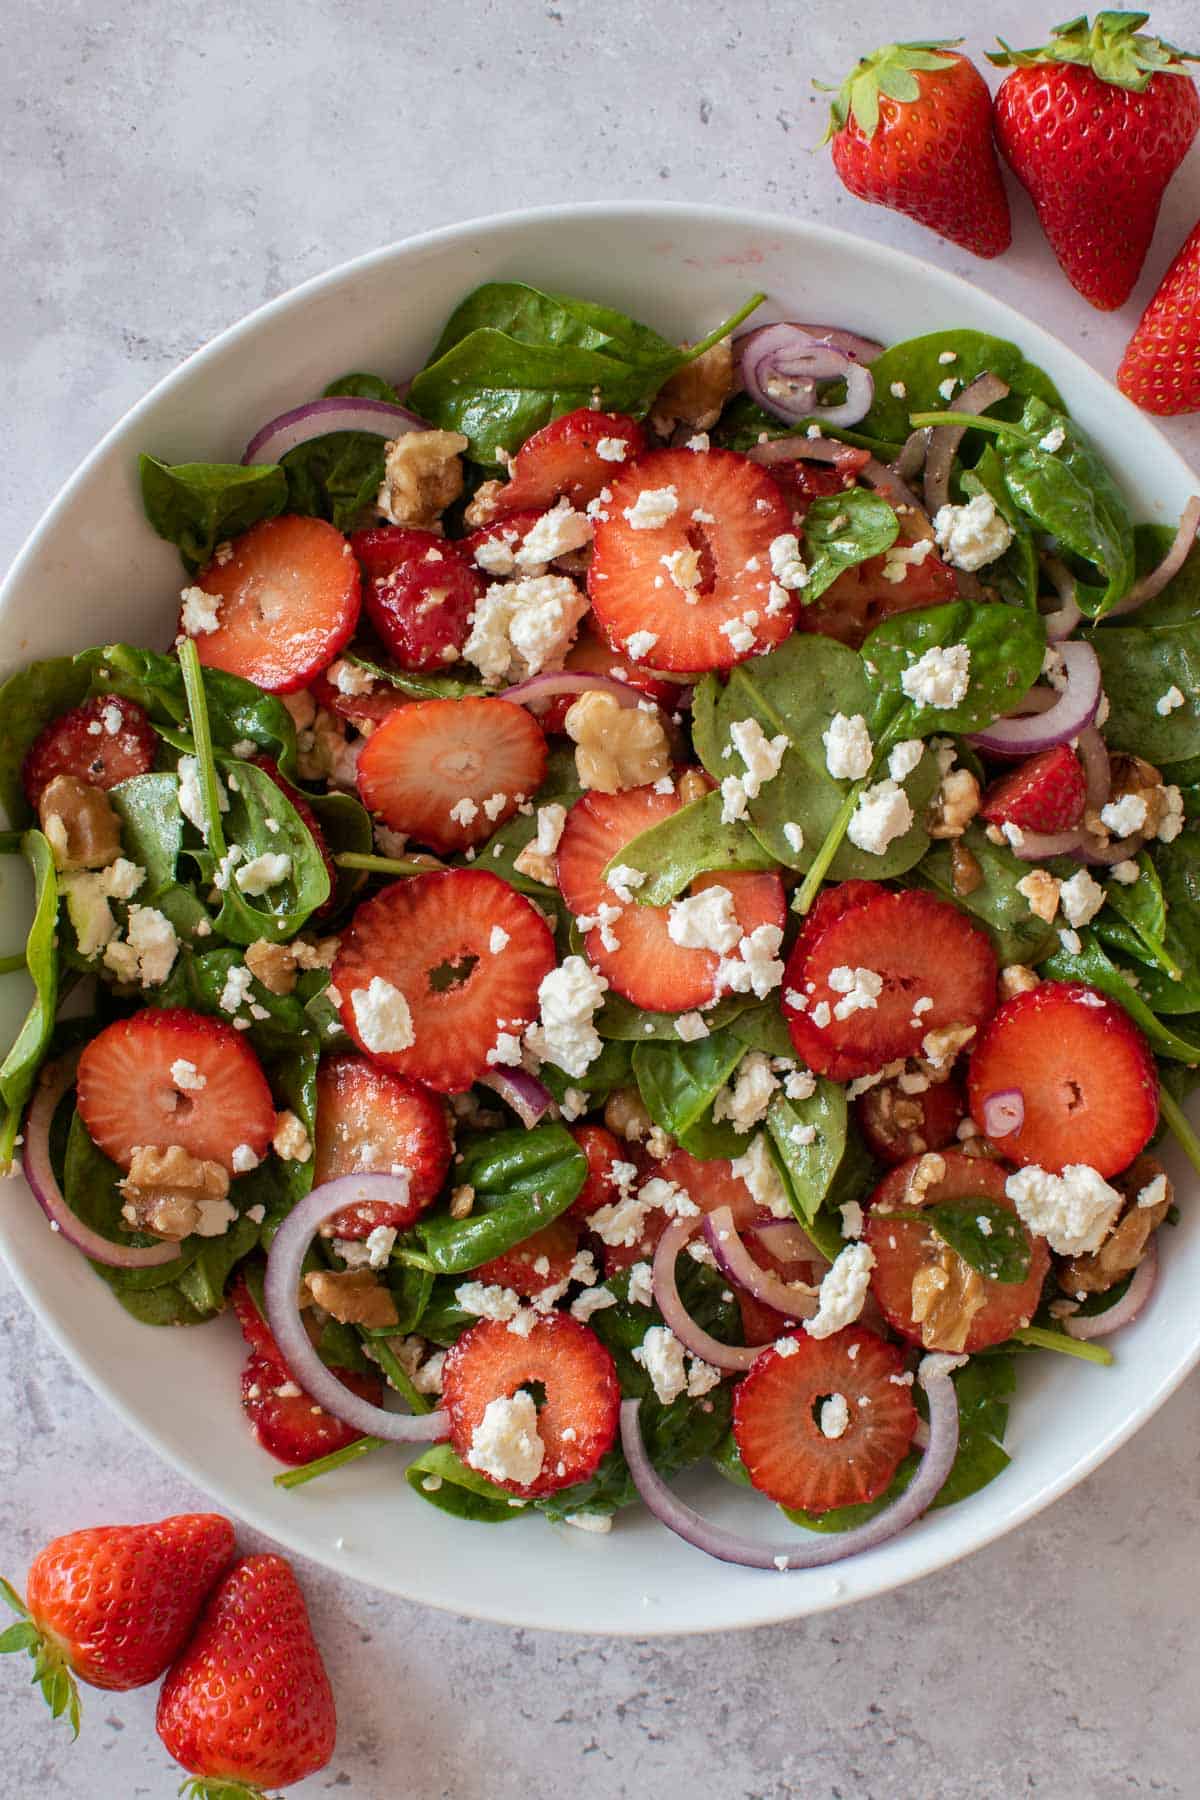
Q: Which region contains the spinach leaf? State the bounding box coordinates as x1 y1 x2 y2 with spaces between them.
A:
1097 841 1200 1013
863 600 1046 744
409 1122 585 1274
711 392 895 458
633 1029 746 1155
765 1081 848 1229
281 420 385 533
861 329 1062 447
138 455 287 571
343 652 484 703
108 774 182 898
0 657 91 827
1092 621 1200 764
0 830 59 1165
802 489 899 602
303 787 373 916
602 787 775 906
405 1444 527 1523
62 1112 199 1290
960 449 1038 610
727 1002 795 1059
79 644 297 774
473 746 580 899
697 633 938 879
913 823 1060 966
1041 929 1200 1061
210 756 332 944
537 1039 633 1106
1129 527 1200 629
597 988 755 1042
175 1216 262 1316
324 372 402 403
893 1198 1032 1283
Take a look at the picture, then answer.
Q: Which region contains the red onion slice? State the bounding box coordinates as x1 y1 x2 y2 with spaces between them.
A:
967 642 1101 758
500 671 645 711
22 1053 183 1271
1064 1239 1158 1340
1008 826 1090 862
923 374 1010 517
1077 725 1111 816
789 323 885 364
746 1216 826 1265
264 1175 449 1444
479 1069 557 1129
859 456 926 516
620 1353 960 1570
980 1089 1024 1138
735 324 874 429
893 428 930 484
243 396 427 466
1075 829 1149 868
745 435 870 478
702 1206 819 1320
1039 554 1083 643
652 1216 761 1372
1106 497 1200 616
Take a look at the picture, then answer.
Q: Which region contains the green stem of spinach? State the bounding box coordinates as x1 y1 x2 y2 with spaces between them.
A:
1010 1325 1113 1366
274 1434 388 1490
368 1336 432 1415
334 852 441 878
909 411 1037 446
793 780 865 915
177 638 226 858
0 953 26 975
680 292 766 365
1159 1086 1200 1180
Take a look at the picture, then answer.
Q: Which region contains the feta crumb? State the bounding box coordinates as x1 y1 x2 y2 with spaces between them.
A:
1038 425 1066 453
350 977 415 1054
626 1261 655 1308
605 863 646 904
463 573 588 686
564 1512 613 1534
730 717 788 798
231 1143 260 1174
170 1059 206 1092
937 377 958 402
768 533 808 591
623 486 679 529
570 1284 619 1322
1059 869 1105 929
1005 1163 1123 1256
933 493 1012 572
525 955 608 1078
782 821 805 854
774 1335 800 1357
489 925 510 954
805 1244 875 1339
900 643 971 708
466 1390 545 1487
596 437 629 462
887 739 924 782
712 1051 778 1134
823 712 873 781
839 1200 864 1240
847 779 914 856
889 380 907 399
176 755 228 835
675 1011 710 1042
235 851 292 897
273 1110 312 1162
180 585 222 636
668 885 741 954
719 613 758 656
1137 1173 1168 1210
515 499 592 569
1156 685 1186 716
626 629 658 661
1101 793 1147 837
730 1132 790 1219
719 775 749 823
819 1393 850 1439
827 964 883 1021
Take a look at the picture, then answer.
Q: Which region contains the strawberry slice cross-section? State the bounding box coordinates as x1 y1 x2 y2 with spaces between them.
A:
312 1053 452 1237
22 695 158 806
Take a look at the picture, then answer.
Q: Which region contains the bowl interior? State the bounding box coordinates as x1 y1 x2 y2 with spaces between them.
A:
1 202 1197 1635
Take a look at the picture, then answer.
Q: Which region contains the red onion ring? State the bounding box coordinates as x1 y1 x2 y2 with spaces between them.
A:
788 323 885 364
734 324 875 429
980 1089 1024 1138
500 671 645 711
1039 554 1083 643
893 428 930 484
702 1206 818 1320
619 1353 960 1570
1077 725 1111 816
745 435 869 476
21 1052 183 1271
967 643 1101 758
652 1216 760 1372
1074 829 1149 868
479 1068 557 1129
243 396 426 466
1064 1239 1158 1340
923 374 1011 517
1106 497 1200 616
264 1175 449 1443
1008 826 1089 861
859 457 926 516
746 1215 826 1265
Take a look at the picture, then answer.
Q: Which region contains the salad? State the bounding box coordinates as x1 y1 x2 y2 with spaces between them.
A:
2 280 1198 1572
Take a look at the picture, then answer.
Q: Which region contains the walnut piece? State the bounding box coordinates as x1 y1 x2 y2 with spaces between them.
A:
305 1268 399 1329
377 430 468 528
999 963 1041 1001
449 1184 475 1220
604 1087 652 1143
950 840 984 895
463 478 508 529
905 1152 947 1205
512 842 558 887
1058 1153 1171 1296
273 1110 313 1162
37 775 122 871
927 769 981 841
920 1024 976 1070
676 769 710 806
910 1244 987 1353
245 938 298 996
1016 869 1061 923
297 707 360 787
565 691 670 793
648 340 735 437
118 1145 230 1241
1090 753 1170 839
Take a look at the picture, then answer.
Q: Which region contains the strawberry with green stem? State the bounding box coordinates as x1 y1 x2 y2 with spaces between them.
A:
818 41 1012 259
990 12 1200 311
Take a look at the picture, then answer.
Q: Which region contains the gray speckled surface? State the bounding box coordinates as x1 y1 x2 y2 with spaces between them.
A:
4 1 1200 1793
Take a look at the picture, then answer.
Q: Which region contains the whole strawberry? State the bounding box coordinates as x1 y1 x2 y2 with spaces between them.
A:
820 41 1012 258
0 1513 235 1736
990 12 1200 310
1118 217 1200 412
157 1553 336 1797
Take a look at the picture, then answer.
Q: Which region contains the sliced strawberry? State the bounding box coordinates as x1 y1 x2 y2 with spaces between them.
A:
441 1314 620 1496
240 1354 383 1467
478 409 647 520
566 1123 624 1224
732 1326 917 1514
979 746 1087 835
313 1053 452 1237
598 1147 760 1274
588 447 799 671
460 509 549 576
185 515 361 695
22 695 157 805
349 525 482 672
537 623 683 734
967 981 1158 1176
253 755 337 915
556 783 786 1012
855 1073 967 1167
783 882 998 1081
309 668 409 732
795 512 957 650
230 1272 279 1365
356 695 547 855
864 1150 1051 1353
333 868 555 1093
474 1218 581 1295
765 454 860 521
76 1008 276 1172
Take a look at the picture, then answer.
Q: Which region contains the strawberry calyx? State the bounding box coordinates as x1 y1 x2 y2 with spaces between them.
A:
0 1575 81 1739
988 12 1199 92
178 1779 271 1800
818 40 962 143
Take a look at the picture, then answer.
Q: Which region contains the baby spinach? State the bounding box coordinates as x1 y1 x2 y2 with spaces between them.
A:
279 370 410 535
914 824 1060 967
633 1028 747 1158
0 831 58 1166
861 329 1062 448
108 774 183 898
802 489 899 601
343 652 484 703
475 746 580 901
887 1198 1032 1283
602 787 775 906
765 1081 852 1246
537 1038 633 1105
407 1121 586 1274
210 756 332 944
79 644 298 775
405 1444 527 1524
1042 929 1200 1062
960 450 1038 610
139 455 287 571
727 1002 795 1059
596 988 754 1042
863 600 1046 744
0 657 91 826
1096 841 1200 1013
408 282 763 464
1128 526 1200 629
1092 620 1200 765
303 787 373 915
711 392 894 458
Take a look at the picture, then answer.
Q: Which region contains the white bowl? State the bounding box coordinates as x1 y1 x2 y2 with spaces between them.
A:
2 202 1197 1636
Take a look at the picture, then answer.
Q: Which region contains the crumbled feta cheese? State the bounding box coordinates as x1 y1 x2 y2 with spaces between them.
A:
564 1512 613 1534
715 923 786 1000
1101 793 1147 837
730 1132 790 1219
329 658 375 697
1058 926 1082 956
782 821 805 854
632 1325 720 1405
350 977 415 1054
847 779 914 856
463 573 588 685
103 906 178 988
660 546 703 598
667 885 741 954
218 963 254 1016
839 1200 864 1239
819 1393 850 1439
1156 685 1186 716
1137 1173 1168 1211
449 797 479 828
230 1143 260 1175
887 739 924 782
805 1243 876 1339
937 376 958 402
525 955 608 1078
192 1198 238 1238
782 1066 817 1101
489 925 510 955
336 1225 396 1270
719 614 758 656
1005 1163 1123 1256
171 1059 205 1092
623 486 679 529
1158 786 1185 843
1110 859 1140 885
481 791 509 823
823 712 873 781
515 499 592 569
774 1336 800 1357
827 965 883 1021
730 717 788 798
719 775 749 823
768 533 808 591
1038 425 1066 453
466 1390 545 1487
273 1110 313 1162
900 642 972 708
235 851 292 896
626 629 658 661
1059 869 1105 929
596 436 629 462
675 1011 710 1042
486 1031 524 1068
570 1284 619 1322
606 863 646 904
626 1261 655 1308
713 1051 778 1134
179 585 222 636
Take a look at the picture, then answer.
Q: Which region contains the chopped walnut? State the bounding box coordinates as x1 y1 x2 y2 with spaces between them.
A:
273 1110 313 1162
1058 1154 1171 1296
604 1087 652 1143
999 964 1041 1001
292 935 341 972
304 1268 399 1329
245 938 298 996
862 1082 929 1157
512 842 558 887
118 1145 230 1241
1087 752 1169 839
565 690 670 793
950 840 984 896
648 340 735 437
645 1125 674 1160
910 1244 987 1352
1016 869 1061 923
377 429 468 528
449 1184 475 1219
920 1024 976 1070
676 769 710 806
927 769 981 841
281 689 318 732
463 478 507 529
37 775 122 871
297 707 359 788
905 1152 947 1205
